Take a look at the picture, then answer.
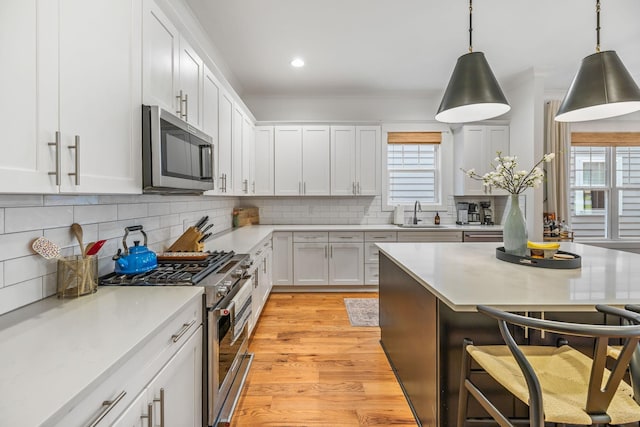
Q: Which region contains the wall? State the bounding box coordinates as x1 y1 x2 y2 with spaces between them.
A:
241 196 459 226
245 93 442 122
504 68 545 239
0 194 238 315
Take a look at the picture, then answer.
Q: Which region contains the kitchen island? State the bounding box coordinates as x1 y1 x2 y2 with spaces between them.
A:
377 242 640 426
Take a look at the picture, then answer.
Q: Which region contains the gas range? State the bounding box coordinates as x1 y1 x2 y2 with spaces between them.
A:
99 250 250 307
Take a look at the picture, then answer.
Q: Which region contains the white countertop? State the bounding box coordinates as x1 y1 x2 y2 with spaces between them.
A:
377 242 640 312
0 286 203 427
205 224 503 253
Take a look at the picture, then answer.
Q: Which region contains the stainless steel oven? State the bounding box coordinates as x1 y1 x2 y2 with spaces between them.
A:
100 251 254 427
208 273 253 427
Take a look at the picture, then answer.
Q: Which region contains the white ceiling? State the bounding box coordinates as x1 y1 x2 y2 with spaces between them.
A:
184 0 640 98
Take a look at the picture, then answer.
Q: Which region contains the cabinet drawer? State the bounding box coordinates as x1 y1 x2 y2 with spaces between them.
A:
250 236 272 259
293 231 328 243
365 242 383 263
364 264 380 285
397 231 463 242
329 231 363 242
52 294 203 426
364 231 397 242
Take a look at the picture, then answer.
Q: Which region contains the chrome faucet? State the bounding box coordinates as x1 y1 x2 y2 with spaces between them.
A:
413 200 422 224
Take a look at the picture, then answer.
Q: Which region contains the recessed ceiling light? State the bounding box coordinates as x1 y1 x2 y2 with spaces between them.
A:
290 58 305 68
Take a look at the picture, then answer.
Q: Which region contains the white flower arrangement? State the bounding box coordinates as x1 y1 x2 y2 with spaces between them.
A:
464 152 555 195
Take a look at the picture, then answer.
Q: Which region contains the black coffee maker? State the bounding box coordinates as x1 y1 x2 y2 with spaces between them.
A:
480 201 493 225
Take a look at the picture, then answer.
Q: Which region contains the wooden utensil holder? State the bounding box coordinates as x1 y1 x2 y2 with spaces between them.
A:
166 227 205 252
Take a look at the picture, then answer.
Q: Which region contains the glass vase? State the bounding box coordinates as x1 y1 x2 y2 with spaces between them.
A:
503 194 527 256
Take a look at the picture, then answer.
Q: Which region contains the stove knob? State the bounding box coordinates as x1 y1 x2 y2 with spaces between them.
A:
216 281 232 297
241 260 253 269
231 269 244 279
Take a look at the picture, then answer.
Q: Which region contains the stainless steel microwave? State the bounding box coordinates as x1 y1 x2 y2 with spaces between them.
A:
142 105 214 193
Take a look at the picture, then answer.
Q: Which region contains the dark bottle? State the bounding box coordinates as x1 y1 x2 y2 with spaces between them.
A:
434 212 440 225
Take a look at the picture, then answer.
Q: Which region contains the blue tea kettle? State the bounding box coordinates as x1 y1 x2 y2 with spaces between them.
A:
113 225 158 275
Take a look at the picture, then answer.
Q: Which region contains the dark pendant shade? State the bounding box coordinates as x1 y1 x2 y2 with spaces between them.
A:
435 51 510 123
555 50 640 122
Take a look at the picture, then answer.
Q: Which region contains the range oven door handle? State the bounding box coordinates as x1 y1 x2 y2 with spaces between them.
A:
212 301 235 318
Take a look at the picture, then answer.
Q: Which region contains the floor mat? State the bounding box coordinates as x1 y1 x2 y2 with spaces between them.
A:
344 298 379 327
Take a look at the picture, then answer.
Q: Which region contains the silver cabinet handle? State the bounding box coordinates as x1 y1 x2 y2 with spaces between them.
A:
68 135 80 185
252 181 255 193
352 182 355 195
176 90 183 116
153 388 165 427
303 182 306 194
219 175 225 191
140 402 153 427
330 245 333 258
171 319 196 343
223 174 227 192
263 257 267 273
48 131 61 185
357 182 360 194
86 390 126 427
299 182 302 195
243 179 248 193
183 93 188 120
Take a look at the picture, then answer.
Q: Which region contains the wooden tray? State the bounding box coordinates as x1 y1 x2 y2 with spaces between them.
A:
495 247 581 269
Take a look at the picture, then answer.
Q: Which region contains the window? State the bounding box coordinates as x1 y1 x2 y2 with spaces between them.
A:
386 132 441 205
569 132 640 239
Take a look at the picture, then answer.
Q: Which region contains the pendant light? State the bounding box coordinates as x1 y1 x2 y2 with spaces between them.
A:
555 0 640 122
435 0 510 123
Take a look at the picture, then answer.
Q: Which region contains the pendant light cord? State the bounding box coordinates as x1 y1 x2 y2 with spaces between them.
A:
596 0 601 53
468 0 473 53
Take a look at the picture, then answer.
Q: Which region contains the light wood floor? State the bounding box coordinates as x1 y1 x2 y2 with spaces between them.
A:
230 292 417 427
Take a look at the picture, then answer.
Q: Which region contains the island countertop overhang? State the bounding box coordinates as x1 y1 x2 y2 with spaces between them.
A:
377 242 640 312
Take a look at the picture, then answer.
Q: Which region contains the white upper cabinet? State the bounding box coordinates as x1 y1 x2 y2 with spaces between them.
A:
58 0 142 194
0 0 141 194
242 115 255 195
453 125 509 196
330 126 356 195
143 0 203 128
330 126 381 196
302 126 331 195
254 126 274 195
232 105 244 194
274 126 303 195
356 126 381 195
274 126 330 196
217 89 234 193
202 66 220 195
142 0 179 114
0 0 57 193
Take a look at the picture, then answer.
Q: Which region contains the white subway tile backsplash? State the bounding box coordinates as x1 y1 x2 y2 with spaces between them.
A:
4 255 55 286
148 203 172 216
42 272 57 298
74 204 118 224
5 206 73 233
45 195 99 206
0 278 43 315
117 203 148 220
0 262 4 287
0 209 4 234
0 195 43 207
0 230 43 261
44 224 98 249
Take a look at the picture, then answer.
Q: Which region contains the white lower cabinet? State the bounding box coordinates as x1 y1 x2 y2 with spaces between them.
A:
328 242 364 285
272 232 293 286
364 231 397 285
53 294 202 426
293 243 329 285
250 238 273 334
112 326 202 427
292 232 364 286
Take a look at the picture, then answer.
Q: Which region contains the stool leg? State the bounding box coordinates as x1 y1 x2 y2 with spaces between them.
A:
457 338 474 427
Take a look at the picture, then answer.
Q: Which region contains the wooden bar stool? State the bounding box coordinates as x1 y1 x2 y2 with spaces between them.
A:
457 305 640 427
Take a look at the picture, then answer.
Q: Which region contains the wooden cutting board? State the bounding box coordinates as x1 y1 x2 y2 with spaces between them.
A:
234 207 259 227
